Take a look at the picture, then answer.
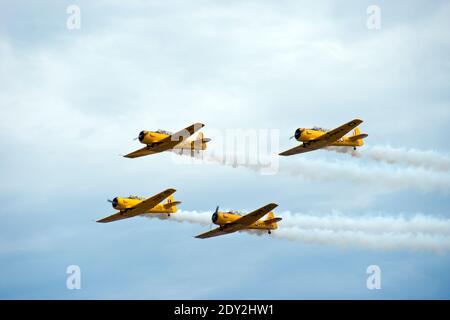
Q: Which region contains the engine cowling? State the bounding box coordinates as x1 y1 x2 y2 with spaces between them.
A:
111 197 119 209
111 197 141 210
138 130 154 144
138 130 167 145
212 212 239 225
294 128 304 141
138 131 147 142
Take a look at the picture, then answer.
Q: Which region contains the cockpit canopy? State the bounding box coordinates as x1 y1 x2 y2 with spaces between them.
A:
155 129 172 135
311 126 329 132
128 195 145 200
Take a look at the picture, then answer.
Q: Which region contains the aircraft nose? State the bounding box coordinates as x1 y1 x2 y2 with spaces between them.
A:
112 197 118 208
138 131 146 142
212 212 218 223
294 128 302 140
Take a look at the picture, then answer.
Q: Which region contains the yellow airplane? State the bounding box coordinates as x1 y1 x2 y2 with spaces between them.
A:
195 203 281 239
97 188 180 223
279 119 368 156
124 122 211 158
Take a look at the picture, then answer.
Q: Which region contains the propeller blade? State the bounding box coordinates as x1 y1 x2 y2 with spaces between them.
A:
211 206 220 225
133 137 139 141
289 135 295 140
107 199 113 203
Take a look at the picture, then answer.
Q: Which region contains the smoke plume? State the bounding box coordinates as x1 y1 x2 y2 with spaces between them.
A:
325 145 450 172
202 152 450 193
144 210 450 253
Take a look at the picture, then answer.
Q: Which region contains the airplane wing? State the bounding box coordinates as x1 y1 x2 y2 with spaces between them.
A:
194 203 278 239
279 143 324 156
279 119 363 156
124 123 205 158
123 146 160 158
311 119 363 144
97 188 176 223
231 203 278 226
124 147 161 158
195 227 229 239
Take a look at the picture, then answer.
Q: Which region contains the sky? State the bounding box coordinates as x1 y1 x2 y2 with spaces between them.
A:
0 0 449 299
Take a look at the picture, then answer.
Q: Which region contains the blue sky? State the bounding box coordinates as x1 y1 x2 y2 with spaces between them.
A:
0 0 449 299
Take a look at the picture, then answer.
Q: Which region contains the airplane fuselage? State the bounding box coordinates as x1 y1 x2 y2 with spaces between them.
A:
138 130 207 150
112 197 176 214
124 123 209 158
295 128 363 147
213 212 278 230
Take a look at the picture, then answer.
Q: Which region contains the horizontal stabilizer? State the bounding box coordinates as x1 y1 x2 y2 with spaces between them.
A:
163 201 181 209
264 218 282 225
194 132 211 143
348 133 368 141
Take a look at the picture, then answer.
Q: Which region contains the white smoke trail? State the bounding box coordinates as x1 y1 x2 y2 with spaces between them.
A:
281 157 450 193
280 212 450 235
200 153 450 193
168 210 212 226
325 145 450 172
143 210 211 226
275 212 450 253
273 227 450 253
171 139 450 191
143 210 450 253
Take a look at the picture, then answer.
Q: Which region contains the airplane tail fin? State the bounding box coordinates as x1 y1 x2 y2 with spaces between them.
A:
349 128 368 146
163 195 181 213
184 132 211 153
196 132 211 150
264 211 282 230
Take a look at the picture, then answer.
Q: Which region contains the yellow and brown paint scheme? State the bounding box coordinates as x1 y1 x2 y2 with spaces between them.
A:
98 188 179 223
195 203 281 239
137 130 210 150
211 211 281 234
293 126 367 149
280 119 368 156
124 123 211 158
211 206 281 234
109 195 179 216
